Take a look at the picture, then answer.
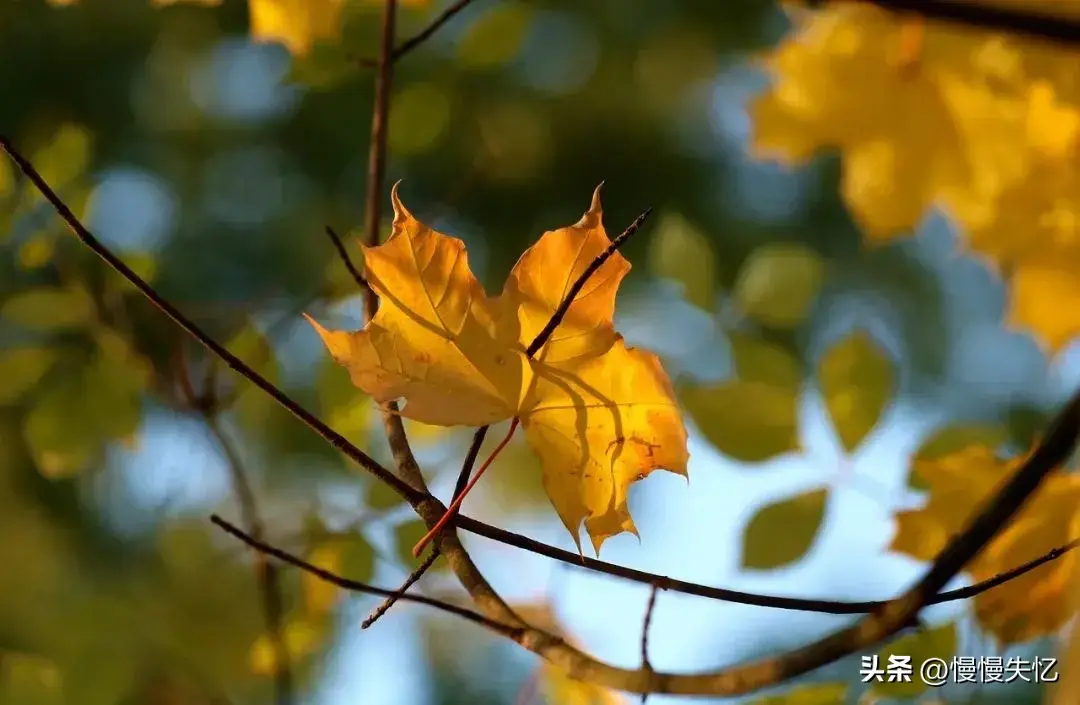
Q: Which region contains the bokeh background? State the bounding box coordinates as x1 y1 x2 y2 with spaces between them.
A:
2 0 1078 703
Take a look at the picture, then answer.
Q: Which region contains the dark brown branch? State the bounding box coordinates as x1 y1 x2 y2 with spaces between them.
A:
453 515 1080 615
362 548 441 628
827 0 1080 46
358 0 480 67
324 226 367 290
212 515 523 638
0 136 418 506
640 583 660 704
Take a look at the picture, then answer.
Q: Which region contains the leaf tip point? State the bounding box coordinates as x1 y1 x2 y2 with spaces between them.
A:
389 180 411 224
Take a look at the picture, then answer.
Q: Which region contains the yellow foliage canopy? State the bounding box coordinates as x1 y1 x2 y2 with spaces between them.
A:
307 185 689 553
891 443 1080 644
752 1 1080 351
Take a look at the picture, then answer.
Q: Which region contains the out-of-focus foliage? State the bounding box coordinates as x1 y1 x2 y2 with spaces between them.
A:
4 0 1080 704
754 0 1080 351
893 443 1080 645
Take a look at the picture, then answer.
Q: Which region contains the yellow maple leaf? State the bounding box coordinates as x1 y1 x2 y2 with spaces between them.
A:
306 185 689 553
891 443 1080 644
248 0 345 57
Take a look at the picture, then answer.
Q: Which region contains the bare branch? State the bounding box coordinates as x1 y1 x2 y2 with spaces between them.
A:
362 548 441 628
324 225 368 291
827 0 1080 46
0 135 417 505
212 515 523 638
358 0 481 67
640 583 661 704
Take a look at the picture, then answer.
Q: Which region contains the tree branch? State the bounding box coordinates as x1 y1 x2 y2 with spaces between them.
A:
358 0 481 68
823 0 1080 46
0 135 417 506
211 515 523 638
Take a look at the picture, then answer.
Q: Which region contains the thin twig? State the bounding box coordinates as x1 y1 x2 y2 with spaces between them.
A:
640 583 660 704
831 0 1080 46
358 0 480 67
360 429 488 628
0 136 416 504
362 549 441 628
175 354 294 705
324 225 368 290
526 205 652 358
212 515 522 637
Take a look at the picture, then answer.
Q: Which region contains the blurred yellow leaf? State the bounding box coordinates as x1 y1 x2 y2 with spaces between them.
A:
0 348 58 405
21 124 90 206
1009 264 1080 352
0 652 63 705
872 622 957 698
647 212 717 310
747 682 847 705
892 443 1080 644
303 534 375 615
742 486 828 570
909 423 1008 490
734 243 823 328
1 287 95 330
817 330 894 452
248 0 345 57
249 619 324 677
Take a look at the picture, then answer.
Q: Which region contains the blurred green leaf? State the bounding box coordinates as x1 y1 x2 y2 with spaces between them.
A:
21 124 91 202
317 353 371 443
747 682 848 705
728 331 803 390
647 212 716 310
1 287 95 330
286 40 358 90
228 323 280 430
741 487 828 570
457 3 533 69
681 380 799 463
0 652 64 705
394 519 447 572
910 423 1008 490
390 83 453 156
0 347 58 405
872 622 957 698
22 370 101 479
734 243 824 329
817 330 894 453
